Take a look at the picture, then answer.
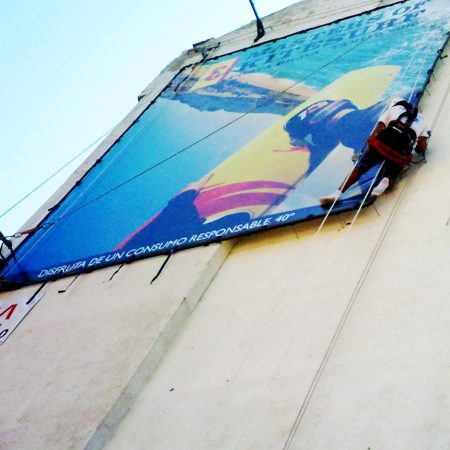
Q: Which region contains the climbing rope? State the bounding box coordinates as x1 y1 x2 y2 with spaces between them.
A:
285 31 449 449
347 161 385 229
0 24 389 275
1 2 418 240
315 23 445 234
2 5 447 279
344 27 445 228
48 31 390 226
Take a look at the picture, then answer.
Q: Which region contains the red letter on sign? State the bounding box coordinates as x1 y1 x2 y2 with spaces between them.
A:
0 304 17 320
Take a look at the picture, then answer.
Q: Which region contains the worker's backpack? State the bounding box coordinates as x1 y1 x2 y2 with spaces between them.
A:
371 100 418 165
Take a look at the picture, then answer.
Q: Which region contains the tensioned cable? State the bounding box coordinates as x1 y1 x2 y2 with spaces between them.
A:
48 32 385 226
314 23 437 236
0 126 114 220
313 36 424 237
284 26 446 449
2 11 428 274
346 25 440 229
52 8 435 228
408 43 435 104
0 53 203 226
0 118 156 273
0 3 418 273
283 110 445 449
0 30 383 273
0 1 412 233
0 44 223 271
282 172 414 450
3 7 443 277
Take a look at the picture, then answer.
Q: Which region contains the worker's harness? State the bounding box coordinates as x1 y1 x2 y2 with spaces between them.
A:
369 101 419 165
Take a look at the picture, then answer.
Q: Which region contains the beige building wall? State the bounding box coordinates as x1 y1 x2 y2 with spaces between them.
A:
1 1 449 449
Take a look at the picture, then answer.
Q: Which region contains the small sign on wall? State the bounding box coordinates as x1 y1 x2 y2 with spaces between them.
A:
0 289 45 344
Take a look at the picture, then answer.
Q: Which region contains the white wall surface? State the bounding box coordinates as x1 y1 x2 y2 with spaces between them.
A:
1 1 449 449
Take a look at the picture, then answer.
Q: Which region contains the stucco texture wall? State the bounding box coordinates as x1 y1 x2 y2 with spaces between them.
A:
1 1 449 449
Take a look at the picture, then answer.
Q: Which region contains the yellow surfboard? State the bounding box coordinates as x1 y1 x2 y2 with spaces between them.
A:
194 65 400 221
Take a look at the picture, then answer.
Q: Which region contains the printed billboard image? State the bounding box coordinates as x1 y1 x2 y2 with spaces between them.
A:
1 0 449 287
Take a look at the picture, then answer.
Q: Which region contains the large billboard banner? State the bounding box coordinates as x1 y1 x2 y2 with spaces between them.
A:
1 0 449 287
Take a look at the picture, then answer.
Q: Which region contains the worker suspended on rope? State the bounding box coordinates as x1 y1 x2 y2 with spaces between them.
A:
320 97 431 205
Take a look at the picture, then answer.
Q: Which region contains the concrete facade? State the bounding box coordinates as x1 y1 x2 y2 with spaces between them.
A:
1 1 449 449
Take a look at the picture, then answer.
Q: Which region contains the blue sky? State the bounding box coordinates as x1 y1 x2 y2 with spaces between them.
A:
0 0 299 235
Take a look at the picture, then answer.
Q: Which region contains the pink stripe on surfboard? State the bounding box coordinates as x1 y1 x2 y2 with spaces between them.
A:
196 192 285 217
115 181 291 249
198 180 292 202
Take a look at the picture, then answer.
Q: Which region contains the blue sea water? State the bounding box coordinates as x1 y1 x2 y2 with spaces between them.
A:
227 0 448 97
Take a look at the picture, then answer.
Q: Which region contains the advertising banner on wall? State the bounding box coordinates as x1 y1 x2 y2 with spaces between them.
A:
1 0 449 287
